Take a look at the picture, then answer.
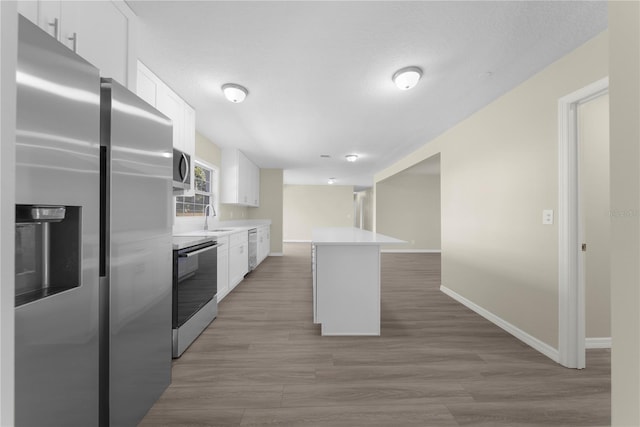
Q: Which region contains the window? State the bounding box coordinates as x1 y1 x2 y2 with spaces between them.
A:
175 162 216 216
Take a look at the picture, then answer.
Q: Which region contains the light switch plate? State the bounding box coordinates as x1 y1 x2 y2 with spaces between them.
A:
542 209 554 225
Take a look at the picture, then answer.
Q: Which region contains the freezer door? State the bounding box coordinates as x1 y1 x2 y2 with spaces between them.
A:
14 16 101 427
101 79 173 427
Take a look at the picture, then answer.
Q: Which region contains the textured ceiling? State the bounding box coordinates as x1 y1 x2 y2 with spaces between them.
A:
127 1 607 188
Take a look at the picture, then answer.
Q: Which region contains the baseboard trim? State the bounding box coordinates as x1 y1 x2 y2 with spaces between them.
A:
440 285 560 363
585 337 611 349
268 252 284 257
381 249 441 254
284 239 311 243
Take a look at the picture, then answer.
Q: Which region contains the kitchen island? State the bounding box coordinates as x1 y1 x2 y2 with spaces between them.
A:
312 227 404 335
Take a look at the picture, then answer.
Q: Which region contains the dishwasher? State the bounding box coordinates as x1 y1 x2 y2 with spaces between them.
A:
248 228 258 271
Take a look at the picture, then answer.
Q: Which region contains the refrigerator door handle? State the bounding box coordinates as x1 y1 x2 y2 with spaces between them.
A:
99 146 108 277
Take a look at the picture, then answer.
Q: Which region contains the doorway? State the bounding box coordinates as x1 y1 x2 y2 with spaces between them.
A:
354 189 373 231
558 77 609 369
375 154 441 252
578 93 611 352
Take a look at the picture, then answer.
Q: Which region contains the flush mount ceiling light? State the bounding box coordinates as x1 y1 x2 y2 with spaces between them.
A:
345 154 358 162
328 178 336 185
392 66 422 90
221 83 248 103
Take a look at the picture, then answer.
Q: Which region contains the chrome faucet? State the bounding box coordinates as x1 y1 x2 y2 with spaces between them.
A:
203 204 216 230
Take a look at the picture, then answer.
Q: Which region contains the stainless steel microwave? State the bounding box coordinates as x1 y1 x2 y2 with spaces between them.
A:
173 148 191 192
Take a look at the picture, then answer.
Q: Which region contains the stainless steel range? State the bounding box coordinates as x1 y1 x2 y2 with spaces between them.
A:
172 236 219 357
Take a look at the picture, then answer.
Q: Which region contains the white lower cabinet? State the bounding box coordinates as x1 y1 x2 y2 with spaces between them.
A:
219 227 268 301
216 236 229 301
228 231 248 290
257 225 270 264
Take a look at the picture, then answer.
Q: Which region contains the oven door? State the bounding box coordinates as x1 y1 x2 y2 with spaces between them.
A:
173 241 218 329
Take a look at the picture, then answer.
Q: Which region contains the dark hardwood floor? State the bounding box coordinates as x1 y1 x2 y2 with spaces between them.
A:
139 243 610 426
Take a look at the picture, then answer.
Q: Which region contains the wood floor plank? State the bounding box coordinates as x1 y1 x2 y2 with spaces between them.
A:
446 398 611 426
140 243 610 426
280 382 473 408
139 408 245 427
240 404 459 426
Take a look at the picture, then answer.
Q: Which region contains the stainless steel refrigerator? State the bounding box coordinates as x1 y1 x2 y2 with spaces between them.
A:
15 15 173 426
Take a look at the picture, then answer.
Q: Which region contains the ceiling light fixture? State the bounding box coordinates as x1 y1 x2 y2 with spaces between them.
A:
328 178 336 185
345 154 358 162
392 66 422 90
222 83 248 103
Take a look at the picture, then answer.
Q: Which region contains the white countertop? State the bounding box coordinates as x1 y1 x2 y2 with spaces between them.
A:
173 220 271 240
312 227 405 245
174 225 255 239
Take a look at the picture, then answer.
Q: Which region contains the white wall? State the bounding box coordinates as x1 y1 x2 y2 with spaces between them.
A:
609 1 640 424
376 171 441 251
283 185 354 241
0 2 17 424
579 94 610 339
375 31 608 350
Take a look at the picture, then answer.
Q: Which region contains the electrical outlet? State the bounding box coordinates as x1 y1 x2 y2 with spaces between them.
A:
542 209 554 225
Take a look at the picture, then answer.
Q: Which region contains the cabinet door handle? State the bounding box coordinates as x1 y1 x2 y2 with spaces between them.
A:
68 32 77 53
48 18 59 39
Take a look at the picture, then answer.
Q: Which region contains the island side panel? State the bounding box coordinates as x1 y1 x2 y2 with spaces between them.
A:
312 243 318 324
315 244 380 335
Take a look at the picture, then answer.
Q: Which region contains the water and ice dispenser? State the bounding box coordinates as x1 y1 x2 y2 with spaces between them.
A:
15 205 80 307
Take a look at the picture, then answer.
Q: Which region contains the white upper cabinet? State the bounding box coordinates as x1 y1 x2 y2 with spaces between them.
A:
221 149 260 207
17 1 38 23
238 151 251 205
183 104 196 165
156 87 185 151
60 2 130 86
136 64 158 107
246 163 260 207
136 61 196 196
36 1 61 38
252 164 260 206
20 1 136 88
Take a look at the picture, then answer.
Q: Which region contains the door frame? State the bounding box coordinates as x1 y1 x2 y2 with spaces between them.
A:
557 77 609 369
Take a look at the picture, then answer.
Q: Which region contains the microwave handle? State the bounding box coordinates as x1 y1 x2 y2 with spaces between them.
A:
179 153 189 183
179 243 220 258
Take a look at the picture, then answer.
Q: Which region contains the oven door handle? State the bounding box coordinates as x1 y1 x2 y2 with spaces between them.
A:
179 243 220 258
